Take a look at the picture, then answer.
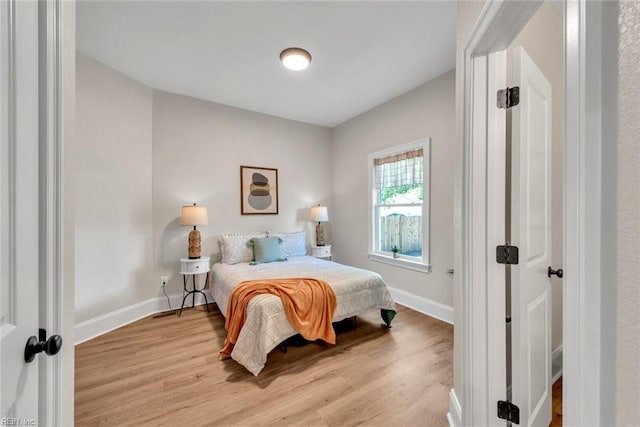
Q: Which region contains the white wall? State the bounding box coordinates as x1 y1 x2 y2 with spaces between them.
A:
75 53 154 323
507 2 564 355
151 90 333 296
331 70 455 309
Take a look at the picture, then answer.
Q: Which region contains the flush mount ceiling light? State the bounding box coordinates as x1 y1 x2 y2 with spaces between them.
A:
280 47 312 71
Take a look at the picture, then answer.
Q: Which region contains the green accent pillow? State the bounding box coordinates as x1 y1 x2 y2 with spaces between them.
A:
247 237 288 265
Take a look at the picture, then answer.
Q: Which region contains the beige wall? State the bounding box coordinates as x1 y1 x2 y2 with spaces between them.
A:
75 54 333 317
151 90 332 296
75 56 455 324
616 1 640 424
75 53 154 323
507 2 564 354
62 1 75 424
75 55 455 324
331 70 455 307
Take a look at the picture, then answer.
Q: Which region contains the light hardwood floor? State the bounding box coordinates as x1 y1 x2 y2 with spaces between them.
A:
75 304 454 426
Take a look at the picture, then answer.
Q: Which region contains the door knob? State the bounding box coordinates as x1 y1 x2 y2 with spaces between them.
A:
24 329 63 363
547 266 564 279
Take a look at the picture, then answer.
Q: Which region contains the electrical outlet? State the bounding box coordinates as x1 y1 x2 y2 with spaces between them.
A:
160 276 168 288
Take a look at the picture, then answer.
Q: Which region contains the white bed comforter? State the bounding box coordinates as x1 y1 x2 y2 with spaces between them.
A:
212 256 396 375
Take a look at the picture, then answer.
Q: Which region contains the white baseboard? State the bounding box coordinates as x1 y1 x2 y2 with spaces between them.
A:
74 290 214 345
387 286 454 324
447 388 462 427
552 344 563 382
76 286 454 344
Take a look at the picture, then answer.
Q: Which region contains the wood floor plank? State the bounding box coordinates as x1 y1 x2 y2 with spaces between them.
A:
75 303 453 426
550 376 563 426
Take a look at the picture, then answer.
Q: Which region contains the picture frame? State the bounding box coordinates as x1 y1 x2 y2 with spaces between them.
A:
240 166 279 215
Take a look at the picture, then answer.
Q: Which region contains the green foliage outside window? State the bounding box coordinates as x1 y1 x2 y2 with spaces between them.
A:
380 184 423 204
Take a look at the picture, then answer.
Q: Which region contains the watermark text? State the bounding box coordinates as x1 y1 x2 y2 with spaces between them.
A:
1 418 36 426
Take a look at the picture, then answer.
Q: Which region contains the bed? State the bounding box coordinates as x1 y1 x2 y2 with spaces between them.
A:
212 255 397 375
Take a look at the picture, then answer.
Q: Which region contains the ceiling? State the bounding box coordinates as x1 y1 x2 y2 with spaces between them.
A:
76 1 456 128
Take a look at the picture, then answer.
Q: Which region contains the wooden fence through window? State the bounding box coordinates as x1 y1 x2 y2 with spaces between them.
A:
379 215 422 255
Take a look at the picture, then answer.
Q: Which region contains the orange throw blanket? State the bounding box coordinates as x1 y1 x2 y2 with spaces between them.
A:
219 278 337 360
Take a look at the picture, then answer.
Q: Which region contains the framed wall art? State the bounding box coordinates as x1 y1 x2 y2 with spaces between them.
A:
240 166 279 215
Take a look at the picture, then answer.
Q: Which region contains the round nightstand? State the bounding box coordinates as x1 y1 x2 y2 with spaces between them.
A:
179 257 210 316
310 245 332 260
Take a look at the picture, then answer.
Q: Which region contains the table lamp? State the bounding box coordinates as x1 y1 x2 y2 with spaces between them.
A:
310 205 329 246
181 203 208 259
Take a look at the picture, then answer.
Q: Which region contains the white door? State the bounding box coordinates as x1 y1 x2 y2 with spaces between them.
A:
510 46 552 427
1 0 41 422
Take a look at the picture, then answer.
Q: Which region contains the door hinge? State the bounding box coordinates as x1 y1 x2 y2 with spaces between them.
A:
497 400 520 424
497 245 519 265
497 86 520 109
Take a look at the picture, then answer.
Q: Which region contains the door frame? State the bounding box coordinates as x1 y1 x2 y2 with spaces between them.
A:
451 0 613 426
38 0 64 424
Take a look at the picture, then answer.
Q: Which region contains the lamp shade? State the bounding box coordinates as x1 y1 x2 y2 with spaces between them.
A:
310 206 329 222
181 205 208 226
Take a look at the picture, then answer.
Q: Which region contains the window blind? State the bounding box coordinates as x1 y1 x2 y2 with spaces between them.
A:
374 148 423 190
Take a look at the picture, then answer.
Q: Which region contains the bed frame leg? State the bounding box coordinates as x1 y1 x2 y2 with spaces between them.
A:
381 309 396 328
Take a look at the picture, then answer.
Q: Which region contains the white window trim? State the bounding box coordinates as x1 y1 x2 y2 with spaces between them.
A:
367 138 431 273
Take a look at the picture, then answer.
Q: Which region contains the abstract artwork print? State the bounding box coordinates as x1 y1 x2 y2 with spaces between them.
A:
240 166 279 215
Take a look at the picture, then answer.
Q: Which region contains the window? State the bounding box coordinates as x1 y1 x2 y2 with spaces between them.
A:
368 139 430 273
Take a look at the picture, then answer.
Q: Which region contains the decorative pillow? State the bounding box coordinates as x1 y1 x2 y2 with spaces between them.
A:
247 237 287 265
266 231 307 257
219 233 266 264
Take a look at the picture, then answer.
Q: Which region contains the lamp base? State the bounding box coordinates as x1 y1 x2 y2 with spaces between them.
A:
315 223 325 246
188 229 202 259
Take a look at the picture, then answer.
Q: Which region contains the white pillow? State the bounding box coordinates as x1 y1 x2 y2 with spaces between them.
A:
266 231 307 257
219 232 267 264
